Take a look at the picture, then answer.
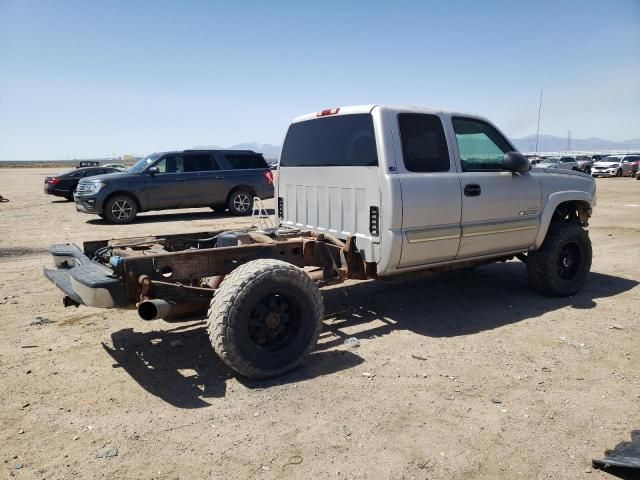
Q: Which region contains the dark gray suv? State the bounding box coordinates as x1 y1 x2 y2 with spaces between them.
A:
74 150 274 224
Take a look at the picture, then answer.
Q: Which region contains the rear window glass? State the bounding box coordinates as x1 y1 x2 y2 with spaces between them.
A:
280 114 378 167
398 114 450 172
224 154 267 169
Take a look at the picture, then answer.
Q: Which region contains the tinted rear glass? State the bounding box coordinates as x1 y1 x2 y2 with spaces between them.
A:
398 113 450 172
184 154 215 172
280 114 378 167
225 154 267 169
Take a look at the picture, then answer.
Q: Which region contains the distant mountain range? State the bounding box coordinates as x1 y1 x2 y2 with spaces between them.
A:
510 135 640 153
194 136 640 159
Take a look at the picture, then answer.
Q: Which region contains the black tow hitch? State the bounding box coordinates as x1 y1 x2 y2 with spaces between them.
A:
63 296 80 308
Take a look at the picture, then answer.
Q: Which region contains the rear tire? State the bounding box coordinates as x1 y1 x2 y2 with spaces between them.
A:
103 194 138 224
527 223 592 297
227 189 253 216
207 259 324 378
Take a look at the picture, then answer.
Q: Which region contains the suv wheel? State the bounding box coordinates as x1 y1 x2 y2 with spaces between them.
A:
104 195 138 224
228 189 253 216
527 223 592 296
615 169 622 177
207 259 323 378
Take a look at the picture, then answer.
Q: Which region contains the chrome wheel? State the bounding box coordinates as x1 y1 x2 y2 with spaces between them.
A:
111 200 133 220
233 193 251 212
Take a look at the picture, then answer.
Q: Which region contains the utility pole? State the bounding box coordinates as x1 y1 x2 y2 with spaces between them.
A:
567 130 572 152
535 89 543 153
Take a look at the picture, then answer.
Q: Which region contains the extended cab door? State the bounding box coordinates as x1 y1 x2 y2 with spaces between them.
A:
450 117 541 259
396 113 462 268
144 154 191 209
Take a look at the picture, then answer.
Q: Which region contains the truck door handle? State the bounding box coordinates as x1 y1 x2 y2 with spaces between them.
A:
215 176 224 179
176 178 185 182
464 184 481 197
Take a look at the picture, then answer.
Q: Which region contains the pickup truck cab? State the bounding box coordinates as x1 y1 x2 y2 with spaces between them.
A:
43 105 596 379
277 105 595 276
74 149 274 223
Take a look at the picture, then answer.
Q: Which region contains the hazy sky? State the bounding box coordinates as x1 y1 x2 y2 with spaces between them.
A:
1 0 639 160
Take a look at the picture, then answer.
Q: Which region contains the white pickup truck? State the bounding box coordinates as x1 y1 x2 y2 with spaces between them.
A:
43 104 596 379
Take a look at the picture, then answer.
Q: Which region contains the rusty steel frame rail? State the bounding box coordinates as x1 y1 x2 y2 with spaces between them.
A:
111 236 374 306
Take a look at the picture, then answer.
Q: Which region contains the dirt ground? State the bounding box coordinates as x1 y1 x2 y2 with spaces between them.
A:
0 168 638 480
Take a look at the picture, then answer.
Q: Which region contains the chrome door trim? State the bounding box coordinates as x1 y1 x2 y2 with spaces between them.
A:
405 225 461 244
462 217 538 238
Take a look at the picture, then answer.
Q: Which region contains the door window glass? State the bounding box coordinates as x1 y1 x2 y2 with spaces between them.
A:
452 118 512 171
398 114 450 172
154 156 184 173
184 154 215 172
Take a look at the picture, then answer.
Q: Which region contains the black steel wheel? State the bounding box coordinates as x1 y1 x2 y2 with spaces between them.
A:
207 259 323 378
527 222 592 296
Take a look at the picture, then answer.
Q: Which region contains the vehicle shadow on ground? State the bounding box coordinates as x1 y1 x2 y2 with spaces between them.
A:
317 262 638 351
86 208 275 225
102 261 636 408
103 323 363 408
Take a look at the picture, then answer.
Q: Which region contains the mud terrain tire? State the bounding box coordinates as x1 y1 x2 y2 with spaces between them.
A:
527 223 592 296
207 259 323 378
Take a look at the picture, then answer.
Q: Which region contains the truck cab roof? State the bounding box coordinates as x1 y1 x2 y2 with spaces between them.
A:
291 104 489 124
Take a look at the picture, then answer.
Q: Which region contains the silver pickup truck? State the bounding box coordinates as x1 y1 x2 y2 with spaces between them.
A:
44 105 596 379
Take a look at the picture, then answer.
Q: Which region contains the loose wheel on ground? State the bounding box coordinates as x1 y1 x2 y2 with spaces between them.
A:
207 259 324 378
227 189 253 216
526 222 592 296
104 194 138 224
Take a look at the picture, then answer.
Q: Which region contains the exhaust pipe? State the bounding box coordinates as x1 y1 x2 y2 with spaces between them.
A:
137 298 211 321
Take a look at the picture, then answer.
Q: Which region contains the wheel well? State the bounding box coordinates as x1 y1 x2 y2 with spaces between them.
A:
103 191 141 211
551 200 591 227
226 186 256 204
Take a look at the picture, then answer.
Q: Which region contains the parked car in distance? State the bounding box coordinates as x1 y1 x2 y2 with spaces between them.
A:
74 149 274 223
103 163 127 170
591 156 635 177
44 166 121 201
622 155 640 176
77 161 100 168
533 156 579 170
575 155 593 174
526 155 544 166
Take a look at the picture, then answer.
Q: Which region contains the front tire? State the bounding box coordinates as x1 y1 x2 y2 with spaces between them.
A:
207 259 324 378
527 223 592 296
616 169 622 177
227 189 253 216
103 195 138 224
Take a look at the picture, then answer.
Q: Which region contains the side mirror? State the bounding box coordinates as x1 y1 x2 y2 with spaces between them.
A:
147 166 159 175
502 151 530 173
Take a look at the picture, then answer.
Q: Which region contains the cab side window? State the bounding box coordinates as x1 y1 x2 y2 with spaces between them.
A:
184 154 216 172
452 117 512 171
398 114 450 172
155 156 184 173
